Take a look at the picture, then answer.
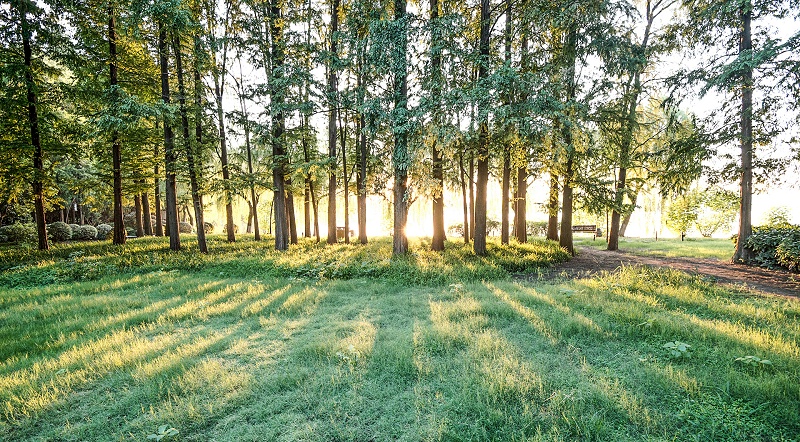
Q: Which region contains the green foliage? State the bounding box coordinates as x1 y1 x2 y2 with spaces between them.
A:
47 222 72 242
735 355 773 369
0 223 37 244
663 341 692 359
526 221 548 237
744 225 800 270
68 224 81 238
74 225 97 240
665 192 701 236
147 425 179 440
764 207 792 227
694 188 738 237
178 222 193 234
95 223 112 240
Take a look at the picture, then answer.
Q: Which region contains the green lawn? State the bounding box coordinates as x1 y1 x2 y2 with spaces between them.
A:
575 236 735 260
1 236 798 441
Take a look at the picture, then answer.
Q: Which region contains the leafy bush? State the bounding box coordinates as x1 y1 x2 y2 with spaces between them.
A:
74 225 98 240
126 227 135 236
744 225 800 270
48 222 73 242
526 221 549 237
203 222 214 234
222 223 238 234
0 223 37 244
68 224 81 238
96 224 112 240
179 222 193 233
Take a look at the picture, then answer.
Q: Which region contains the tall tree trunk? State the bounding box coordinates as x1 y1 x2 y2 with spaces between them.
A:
270 0 289 250
515 166 527 243
247 202 253 233
153 142 164 236
18 0 48 250
340 111 350 244
459 149 470 243
302 117 313 240
172 33 207 253
239 77 260 241
547 172 559 241
473 0 491 256
142 182 153 236
558 25 578 256
327 0 339 245
430 0 445 251
392 0 409 255
469 153 475 240
109 8 126 246
159 24 180 250
499 0 512 246
357 112 368 244
287 179 298 244
212 7 235 243
733 2 754 263
134 193 144 237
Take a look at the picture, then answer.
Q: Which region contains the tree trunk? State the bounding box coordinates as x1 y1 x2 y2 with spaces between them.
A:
469 153 475 240
430 0 445 251
159 24 180 251
108 8 126 246
619 191 637 237
459 149 469 243
327 0 339 245
142 182 153 235
18 0 48 250
153 142 164 236
287 180 298 244
500 149 510 244
473 0 491 256
357 112 368 244
171 33 207 253
212 19 235 243
392 0 409 255
340 111 350 244
239 76 260 241
134 193 144 237
270 0 288 251
733 3 754 263
515 166 527 243
247 201 253 233
558 25 578 256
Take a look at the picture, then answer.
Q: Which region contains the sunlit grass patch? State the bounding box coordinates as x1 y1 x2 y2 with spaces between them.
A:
575 236 734 260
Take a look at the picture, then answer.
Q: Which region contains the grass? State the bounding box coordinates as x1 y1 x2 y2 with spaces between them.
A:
574 236 735 260
1 236 799 441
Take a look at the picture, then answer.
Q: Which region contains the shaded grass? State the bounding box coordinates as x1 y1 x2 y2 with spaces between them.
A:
1 238 798 441
575 237 735 260
0 235 568 289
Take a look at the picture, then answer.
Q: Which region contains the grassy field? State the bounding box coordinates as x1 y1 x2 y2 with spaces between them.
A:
1 236 799 441
575 237 735 260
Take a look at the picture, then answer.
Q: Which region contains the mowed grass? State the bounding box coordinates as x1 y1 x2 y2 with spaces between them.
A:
575 237 735 260
1 236 799 441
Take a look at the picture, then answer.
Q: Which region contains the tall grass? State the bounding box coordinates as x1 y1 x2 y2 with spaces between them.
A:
0 237 798 441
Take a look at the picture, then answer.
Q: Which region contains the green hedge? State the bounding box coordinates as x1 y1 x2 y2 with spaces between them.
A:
744 225 800 271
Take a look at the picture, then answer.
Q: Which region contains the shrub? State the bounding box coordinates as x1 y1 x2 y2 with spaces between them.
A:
74 225 98 240
68 224 81 238
126 227 135 236
0 223 37 244
744 225 800 271
526 221 548 237
48 222 73 242
203 222 214 234
96 223 113 240
179 222 193 233
222 223 238 234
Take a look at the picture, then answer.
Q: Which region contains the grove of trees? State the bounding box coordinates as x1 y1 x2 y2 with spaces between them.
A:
1 0 798 259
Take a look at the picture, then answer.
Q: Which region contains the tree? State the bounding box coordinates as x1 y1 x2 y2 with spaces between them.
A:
391 0 409 255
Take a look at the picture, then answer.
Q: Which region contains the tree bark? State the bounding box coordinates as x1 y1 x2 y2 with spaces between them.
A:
459 149 470 243
270 0 289 250
327 0 339 245
558 25 578 256
19 0 48 250
159 24 180 251
733 2 754 263
515 166 527 243
172 32 207 253
473 0 491 256
340 111 350 244
134 193 144 237
430 0 445 251
109 8 126 246
357 112 368 244
392 0 409 255
142 182 153 235
501 150 510 244
212 7 235 243
153 142 164 236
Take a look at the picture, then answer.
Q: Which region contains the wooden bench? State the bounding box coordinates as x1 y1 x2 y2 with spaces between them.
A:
572 224 599 240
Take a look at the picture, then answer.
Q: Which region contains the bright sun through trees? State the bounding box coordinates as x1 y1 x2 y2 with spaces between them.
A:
1 0 799 440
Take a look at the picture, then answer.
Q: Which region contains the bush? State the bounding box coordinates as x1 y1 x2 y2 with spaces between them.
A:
126 227 135 236
48 222 73 242
744 225 800 271
204 222 214 234
222 223 238 234
526 221 549 237
96 223 112 240
0 223 37 244
179 222 193 233
74 225 98 240
68 224 81 238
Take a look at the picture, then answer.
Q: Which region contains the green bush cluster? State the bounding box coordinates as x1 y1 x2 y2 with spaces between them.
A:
0 223 37 244
47 222 72 242
74 225 98 240
68 224 81 238
744 225 800 271
96 224 112 240
179 222 193 233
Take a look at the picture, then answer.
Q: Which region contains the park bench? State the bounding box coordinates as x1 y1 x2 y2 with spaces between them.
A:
572 224 600 240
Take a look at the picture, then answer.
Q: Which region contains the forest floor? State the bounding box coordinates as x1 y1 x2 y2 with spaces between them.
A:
531 246 800 298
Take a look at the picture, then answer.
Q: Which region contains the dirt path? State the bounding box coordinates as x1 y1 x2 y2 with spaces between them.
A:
534 247 800 298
